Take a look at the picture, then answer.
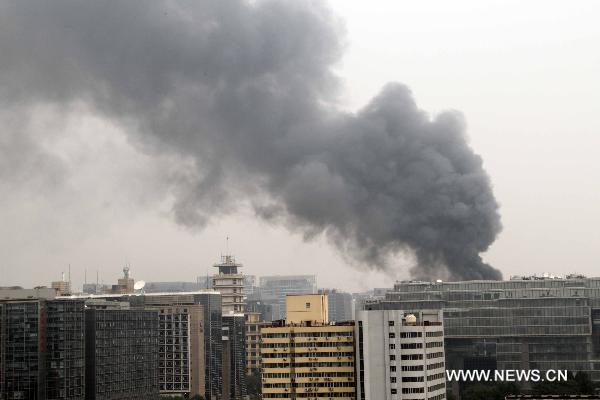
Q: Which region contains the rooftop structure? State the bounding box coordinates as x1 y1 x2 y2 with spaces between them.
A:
213 255 245 314
260 294 356 399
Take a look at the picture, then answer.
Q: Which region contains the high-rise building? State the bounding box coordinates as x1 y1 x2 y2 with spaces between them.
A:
133 292 223 400
143 303 204 398
259 275 317 320
66 290 223 400
213 255 245 314
0 291 85 400
319 289 353 322
84 300 160 400
355 309 446 400
222 313 247 400
368 275 600 388
260 294 356 399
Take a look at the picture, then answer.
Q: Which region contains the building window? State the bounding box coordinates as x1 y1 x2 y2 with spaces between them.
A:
388 320 395 326
389 333 395 339
305 303 311 309
389 343 395 349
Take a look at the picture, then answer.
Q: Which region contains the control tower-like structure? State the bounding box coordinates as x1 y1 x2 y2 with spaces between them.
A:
212 254 245 314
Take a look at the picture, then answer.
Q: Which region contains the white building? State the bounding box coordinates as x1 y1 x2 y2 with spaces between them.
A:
212 255 245 314
355 309 446 400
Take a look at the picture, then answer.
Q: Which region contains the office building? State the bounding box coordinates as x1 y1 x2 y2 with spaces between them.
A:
259 275 317 320
213 255 245 314
66 290 223 400
222 313 247 400
133 292 222 400
0 292 85 400
320 289 353 322
261 294 356 399
84 300 159 400
368 275 600 386
355 309 446 400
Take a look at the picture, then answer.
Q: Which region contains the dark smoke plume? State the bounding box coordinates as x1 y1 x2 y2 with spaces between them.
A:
0 0 502 280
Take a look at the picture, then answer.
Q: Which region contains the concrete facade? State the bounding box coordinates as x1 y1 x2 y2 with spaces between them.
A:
355 309 445 400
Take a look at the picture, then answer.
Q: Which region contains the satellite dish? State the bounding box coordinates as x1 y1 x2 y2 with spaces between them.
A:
134 280 146 291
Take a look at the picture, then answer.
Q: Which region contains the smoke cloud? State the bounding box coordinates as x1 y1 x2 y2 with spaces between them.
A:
0 0 502 280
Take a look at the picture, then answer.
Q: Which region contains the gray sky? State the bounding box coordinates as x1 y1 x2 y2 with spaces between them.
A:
1 0 599 292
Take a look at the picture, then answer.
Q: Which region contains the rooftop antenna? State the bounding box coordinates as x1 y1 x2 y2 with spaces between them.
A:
84 268 87 285
68 264 71 283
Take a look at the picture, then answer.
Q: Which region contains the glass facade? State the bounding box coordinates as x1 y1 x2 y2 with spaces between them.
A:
84 307 159 400
367 277 600 381
0 299 85 400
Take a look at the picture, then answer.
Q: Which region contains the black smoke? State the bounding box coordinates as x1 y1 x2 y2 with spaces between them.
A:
0 0 502 280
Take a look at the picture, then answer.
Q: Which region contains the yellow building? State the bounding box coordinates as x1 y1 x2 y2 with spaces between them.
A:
245 311 262 375
261 294 356 399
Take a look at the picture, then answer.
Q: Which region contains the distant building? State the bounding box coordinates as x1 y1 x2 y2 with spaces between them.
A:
82 283 111 295
319 288 353 322
259 275 317 320
114 266 134 294
243 275 259 298
355 309 446 400
260 294 356 399
51 272 72 296
144 281 202 293
0 296 85 400
213 255 245 314
247 299 274 322
222 313 247 400
84 300 160 400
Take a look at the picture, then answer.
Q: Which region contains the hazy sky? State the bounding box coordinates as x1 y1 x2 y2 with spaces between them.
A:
1 0 599 292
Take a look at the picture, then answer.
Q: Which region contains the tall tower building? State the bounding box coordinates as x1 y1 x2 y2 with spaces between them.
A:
212 255 245 314
260 294 356 399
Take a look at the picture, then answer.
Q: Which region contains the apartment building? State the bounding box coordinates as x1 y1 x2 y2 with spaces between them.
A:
261 294 356 399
